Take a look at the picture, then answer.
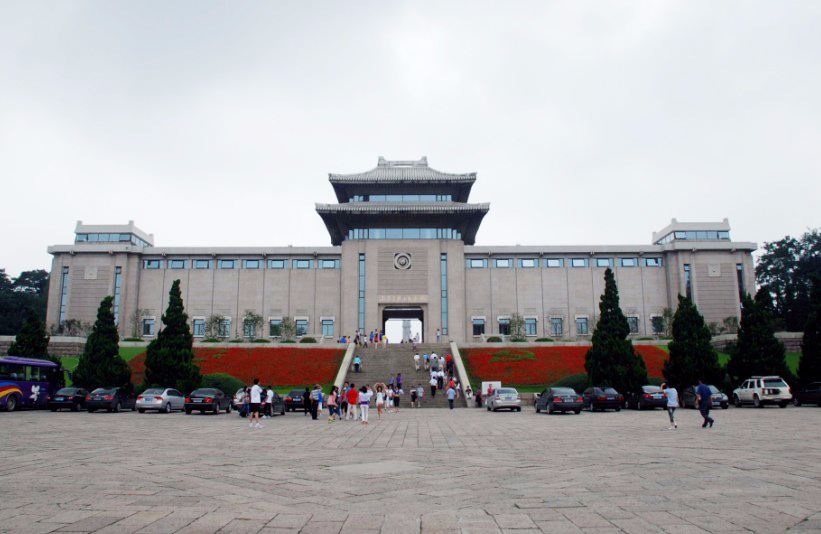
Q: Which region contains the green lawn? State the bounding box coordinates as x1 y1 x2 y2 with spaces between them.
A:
119 346 146 362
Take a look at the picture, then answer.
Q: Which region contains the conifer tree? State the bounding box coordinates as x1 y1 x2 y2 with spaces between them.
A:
144 280 201 393
8 308 64 387
73 296 132 390
727 292 788 385
798 276 821 386
585 268 648 393
663 295 721 389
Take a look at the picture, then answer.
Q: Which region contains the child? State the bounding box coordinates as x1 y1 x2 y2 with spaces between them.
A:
326 386 338 423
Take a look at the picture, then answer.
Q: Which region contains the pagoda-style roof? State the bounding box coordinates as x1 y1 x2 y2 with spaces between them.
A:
316 202 489 246
329 157 476 202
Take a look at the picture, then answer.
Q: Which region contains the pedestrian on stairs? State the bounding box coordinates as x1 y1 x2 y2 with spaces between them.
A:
423 353 430 370
396 373 403 392
388 374 395 389
354 354 361 373
410 386 418 408
394 387 401 412
447 384 456 409
417 384 424 406
414 353 420 371
430 375 437 397
412 339 418 352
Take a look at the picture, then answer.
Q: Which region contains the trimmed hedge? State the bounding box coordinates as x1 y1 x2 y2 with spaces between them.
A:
252 339 270 343
201 373 246 396
299 337 317 343
534 337 554 342
486 336 503 342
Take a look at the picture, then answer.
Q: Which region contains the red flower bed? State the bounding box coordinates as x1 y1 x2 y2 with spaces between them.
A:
462 345 667 385
129 347 345 386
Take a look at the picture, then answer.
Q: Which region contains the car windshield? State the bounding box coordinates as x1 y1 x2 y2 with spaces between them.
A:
91 388 113 394
497 388 517 394
191 389 218 396
552 388 576 395
56 388 77 395
142 389 164 395
603 388 619 394
642 386 661 393
289 390 303 397
764 378 788 387
708 385 720 393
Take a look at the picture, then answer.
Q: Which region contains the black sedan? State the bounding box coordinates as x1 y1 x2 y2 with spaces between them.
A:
625 385 667 410
86 387 137 412
185 388 232 414
48 387 89 411
535 387 583 414
582 387 623 412
793 382 821 406
681 385 729 409
284 390 308 412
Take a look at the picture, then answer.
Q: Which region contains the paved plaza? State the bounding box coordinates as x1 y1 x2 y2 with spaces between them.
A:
1 406 820 534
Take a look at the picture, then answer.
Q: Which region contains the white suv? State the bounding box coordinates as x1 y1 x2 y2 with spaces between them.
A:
733 376 792 408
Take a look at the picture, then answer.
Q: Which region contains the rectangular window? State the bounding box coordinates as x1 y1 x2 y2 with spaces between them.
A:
402 228 420 239
684 264 692 300
545 258 564 268
595 258 613 268
441 253 448 336
472 318 485 336
168 259 186 269
143 260 162 269
193 319 205 337
269 319 282 337
626 316 639 334
193 259 211 269
620 258 638 267
386 228 403 239
218 319 231 338
519 259 537 268
295 319 308 336
498 318 510 336
570 258 588 268
59 267 69 324
736 264 744 300
525 318 537 336
142 318 155 336
550 318 563 337
243 320 256 338
267 259 286 269
645 257 663 267
319 259 340 269
293 259 313 269
113 266 122 325
467 258 487 269
576 317 589 335
718 231 730 240
243 259 260 269
321 319 334 337
358 254 365 332
218 259 235 269
494 259 512 268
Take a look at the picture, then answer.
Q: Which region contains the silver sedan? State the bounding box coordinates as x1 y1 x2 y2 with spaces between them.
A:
486 387 522 412
136 388 185 413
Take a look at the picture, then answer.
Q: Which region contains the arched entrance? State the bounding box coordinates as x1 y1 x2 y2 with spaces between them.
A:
382 306 424 344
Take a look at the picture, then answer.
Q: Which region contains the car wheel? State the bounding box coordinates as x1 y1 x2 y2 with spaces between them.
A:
779 402 788 408
185 408 192 414
115 402 121 413
535 404 541 413
615 406 621 412
753 395 762 408
227 404 232 414
50 407 57 412
214 403 220 415
487 405 491 411
721 403 728 409
637 400 643 411
734 395 742 408
574 409 581 414
6 395 17 412
88 408 95 413
138 409 145 413
72 403 80 412
547 403 553 415
516 407 521 412
280 406 285 416
793 397 802 407
164 403 171 414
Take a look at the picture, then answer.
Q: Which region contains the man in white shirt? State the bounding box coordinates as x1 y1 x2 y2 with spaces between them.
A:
264 386 274 418
661 383 678 429
249 378 263 429
413 353 420 371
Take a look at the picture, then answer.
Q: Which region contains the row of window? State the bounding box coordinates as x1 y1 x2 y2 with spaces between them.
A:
75 233 152 247
346 228 462 240
349 194 452 203
143 317 314 338
471 316 644 337
466 257 663 269
142 259 340 270
655 230 730 245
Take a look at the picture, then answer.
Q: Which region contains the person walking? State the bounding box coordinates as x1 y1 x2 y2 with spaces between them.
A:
310 384 322 420
396 373 403 392
661 383 678 429
249 378 263 429
346 383 359 421
414 353 420 371
388 374 395 389
340 382 349 416
430 375 437 398
264 385 274 418
423 353 430 370
446 384 456 409
359 386 372 424
696 379 714 428
437 369 445 391
375 384 386 419
382 334 388 348
417 383 424 406
394 386 401 412
302 387 310 417
354 354 361 373
327 386 339 423
410 385 418 408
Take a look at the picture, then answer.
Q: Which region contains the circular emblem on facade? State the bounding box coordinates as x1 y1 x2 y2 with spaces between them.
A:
394 253 412 270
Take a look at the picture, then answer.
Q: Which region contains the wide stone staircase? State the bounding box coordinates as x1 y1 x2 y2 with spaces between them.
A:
343 344 463 408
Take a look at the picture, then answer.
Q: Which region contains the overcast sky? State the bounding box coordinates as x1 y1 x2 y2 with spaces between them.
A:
1 1 819 278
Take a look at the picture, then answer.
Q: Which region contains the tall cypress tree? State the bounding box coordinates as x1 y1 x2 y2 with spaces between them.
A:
727 292 789 386
8 308 64 388
798 276 821 387
663 295 721 389
144 280 201 393
585 268 648 393
73 296 132 390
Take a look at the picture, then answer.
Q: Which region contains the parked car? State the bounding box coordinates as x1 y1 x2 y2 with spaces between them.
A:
792 382 821 406
185 388 232 414
535 387 583 414
625 385 667 410
284 389 308 412
136 388 185 413
733 376 791 408
86 387 137 412
582 387 623 411
486 387 522 412
681 385 729 409
48 387 89 412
